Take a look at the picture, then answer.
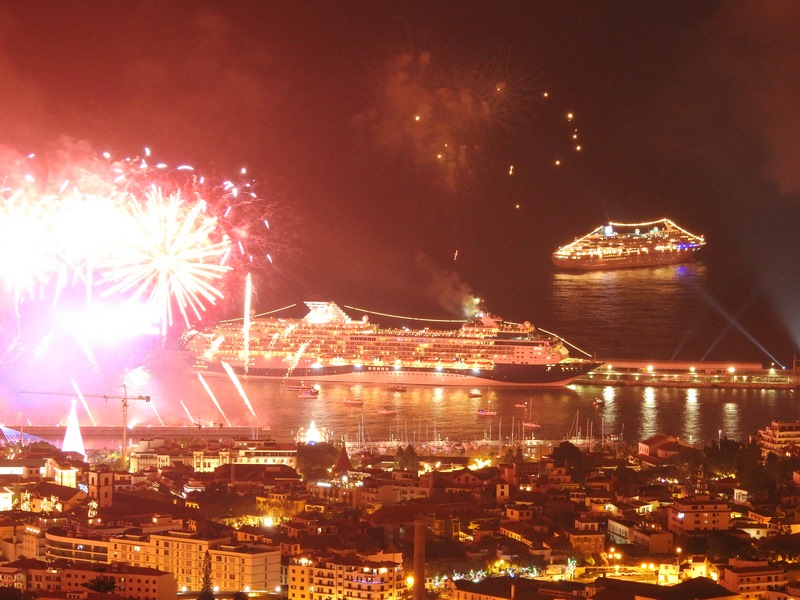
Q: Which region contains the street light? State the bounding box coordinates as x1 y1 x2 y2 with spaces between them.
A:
609 547 621 572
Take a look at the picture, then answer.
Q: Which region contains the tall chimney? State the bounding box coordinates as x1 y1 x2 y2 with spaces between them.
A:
413 517 426 600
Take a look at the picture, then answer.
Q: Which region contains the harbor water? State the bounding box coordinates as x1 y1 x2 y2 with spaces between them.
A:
4 261 798 448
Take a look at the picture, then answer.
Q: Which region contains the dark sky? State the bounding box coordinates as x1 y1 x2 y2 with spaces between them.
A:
1 1 798 343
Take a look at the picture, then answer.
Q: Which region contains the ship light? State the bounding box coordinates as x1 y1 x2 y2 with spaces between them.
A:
311 362 322 369
435 366 443 371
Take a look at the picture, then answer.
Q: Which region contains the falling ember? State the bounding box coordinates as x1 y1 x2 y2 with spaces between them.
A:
567 113 574 121
69 379 97 426
150 401 165 426
543 92 549 98
197 373 232 427
243 273 252 376
179 399 195 424
576 145 582 151
221 361 257 419
554 160 561 166
508 165 514 175
453 249 459 261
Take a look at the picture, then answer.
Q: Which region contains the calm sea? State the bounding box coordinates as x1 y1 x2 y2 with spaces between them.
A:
5 260 798 448
117 261 799 448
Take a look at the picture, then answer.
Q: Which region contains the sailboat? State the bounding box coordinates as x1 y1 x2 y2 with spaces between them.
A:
522 401 540 429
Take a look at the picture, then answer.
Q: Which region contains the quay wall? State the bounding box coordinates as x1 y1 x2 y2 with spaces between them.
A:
580 358 798 389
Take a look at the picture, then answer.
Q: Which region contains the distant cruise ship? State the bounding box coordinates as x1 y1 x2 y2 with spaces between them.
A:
186 301 602 387
552 218 705 270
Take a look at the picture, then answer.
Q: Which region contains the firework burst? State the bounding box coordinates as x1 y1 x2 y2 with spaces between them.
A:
0 146 284 375
97 187 232 336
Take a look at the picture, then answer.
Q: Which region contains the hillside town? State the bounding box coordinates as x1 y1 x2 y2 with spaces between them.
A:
0 417 798 600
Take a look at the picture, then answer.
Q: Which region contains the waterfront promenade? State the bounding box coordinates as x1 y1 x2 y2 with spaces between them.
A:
580 358 798 389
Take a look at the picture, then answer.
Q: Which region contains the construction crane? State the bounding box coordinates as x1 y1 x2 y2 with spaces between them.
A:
19 385 150 466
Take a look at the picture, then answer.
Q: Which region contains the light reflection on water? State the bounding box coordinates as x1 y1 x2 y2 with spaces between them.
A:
683 388 700 443
113 370 800 447
9 261 797 448
547 264 710 361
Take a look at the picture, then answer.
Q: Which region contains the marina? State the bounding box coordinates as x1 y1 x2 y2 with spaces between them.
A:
44 366 796 456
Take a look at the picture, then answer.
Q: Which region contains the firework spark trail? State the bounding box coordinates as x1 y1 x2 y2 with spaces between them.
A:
221 361 257 419
71 334 101 376
197 372 232 427
243 273 252 376
0 148 280 344
179 399 195 425
149 401 165 426
98 188 232 337
69 379 97 426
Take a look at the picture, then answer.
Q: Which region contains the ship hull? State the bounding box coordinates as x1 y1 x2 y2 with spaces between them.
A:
196 360 603 387
552 248 700 271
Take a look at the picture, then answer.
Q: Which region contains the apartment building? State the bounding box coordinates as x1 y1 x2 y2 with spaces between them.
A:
288 554 405 600
757 421 800 457
666 495 730 535
719 559 788 600
110 530 281 593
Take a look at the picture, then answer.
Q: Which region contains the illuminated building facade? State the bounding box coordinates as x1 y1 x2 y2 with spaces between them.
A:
22 560 177 600
110 530 281 592
666 495 730 535
756 421 800 457
288 554 405 600
719 559 787 599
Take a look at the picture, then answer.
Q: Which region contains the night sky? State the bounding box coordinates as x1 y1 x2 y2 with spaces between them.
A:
1 1 799 351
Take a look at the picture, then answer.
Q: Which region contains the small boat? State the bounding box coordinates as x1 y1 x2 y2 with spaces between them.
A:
377 406 397 415
297 389 319 398
477 399 496 416
344 398 363 406
388 384 407 392
469 391 482 398
287 382 314 391
515 403 527 408
592 398 605 407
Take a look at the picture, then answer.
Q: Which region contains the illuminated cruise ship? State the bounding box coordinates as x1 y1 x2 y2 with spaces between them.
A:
186 301 602 386
552 218 705 270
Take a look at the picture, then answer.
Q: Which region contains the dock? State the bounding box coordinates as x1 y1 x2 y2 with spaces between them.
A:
578 358 798 389
4 424 269 449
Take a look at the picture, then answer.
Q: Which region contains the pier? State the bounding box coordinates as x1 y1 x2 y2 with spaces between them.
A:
6 424 268 449
579 358 798 389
